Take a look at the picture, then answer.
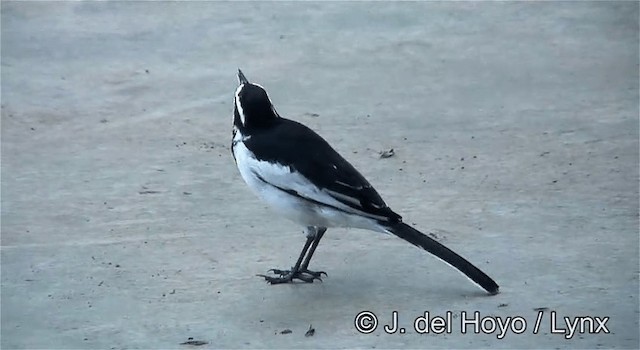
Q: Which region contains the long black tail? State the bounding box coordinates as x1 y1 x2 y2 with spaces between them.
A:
384 222 499 295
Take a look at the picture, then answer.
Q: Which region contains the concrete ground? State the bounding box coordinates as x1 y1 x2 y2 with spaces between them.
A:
1 2 638 349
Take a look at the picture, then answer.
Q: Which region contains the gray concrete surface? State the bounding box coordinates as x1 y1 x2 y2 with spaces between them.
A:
1 2 638 349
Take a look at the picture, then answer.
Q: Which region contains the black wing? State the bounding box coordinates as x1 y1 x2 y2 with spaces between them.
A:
244 118 401 223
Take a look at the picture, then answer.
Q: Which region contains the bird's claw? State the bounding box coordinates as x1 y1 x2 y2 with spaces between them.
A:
258 268 327 284
267 268 289 276
302 269 327 278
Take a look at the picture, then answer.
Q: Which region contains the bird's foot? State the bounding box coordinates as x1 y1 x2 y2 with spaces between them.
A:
257 268 327 284
270 268 327 279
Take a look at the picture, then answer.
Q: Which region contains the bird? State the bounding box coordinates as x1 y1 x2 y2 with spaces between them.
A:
230 69 499 295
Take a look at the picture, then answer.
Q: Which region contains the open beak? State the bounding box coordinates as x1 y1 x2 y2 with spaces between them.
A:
238 69 249 84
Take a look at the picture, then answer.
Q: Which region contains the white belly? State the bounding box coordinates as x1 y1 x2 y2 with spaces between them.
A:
232 138 383 232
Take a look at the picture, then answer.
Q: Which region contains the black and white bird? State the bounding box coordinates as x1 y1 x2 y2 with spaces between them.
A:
231 69 499 295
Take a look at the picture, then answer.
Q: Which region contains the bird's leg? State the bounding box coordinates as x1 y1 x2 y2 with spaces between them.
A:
259 235 313 283
258 227 326 284
298 227 327 278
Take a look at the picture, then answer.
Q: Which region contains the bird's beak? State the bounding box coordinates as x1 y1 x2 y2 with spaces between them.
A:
238 69 249 84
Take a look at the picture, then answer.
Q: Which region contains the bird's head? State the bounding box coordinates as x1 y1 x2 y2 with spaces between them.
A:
234 69 280 131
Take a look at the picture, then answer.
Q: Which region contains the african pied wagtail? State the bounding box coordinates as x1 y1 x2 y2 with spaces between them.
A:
231 69 499 295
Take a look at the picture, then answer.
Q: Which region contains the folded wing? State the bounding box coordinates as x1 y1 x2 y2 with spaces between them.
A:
244 119 402 223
